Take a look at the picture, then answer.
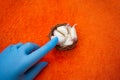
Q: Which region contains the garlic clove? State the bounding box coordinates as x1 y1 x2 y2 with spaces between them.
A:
58 36 66 44
63 39 73 46
53 30 66 44
53 30 64 37
70 26 77 41
57 26 68 36
66 24 71 33
51 35 65 44
63 35 73 46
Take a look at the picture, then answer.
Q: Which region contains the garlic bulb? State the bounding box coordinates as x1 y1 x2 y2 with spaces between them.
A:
49 23 78 50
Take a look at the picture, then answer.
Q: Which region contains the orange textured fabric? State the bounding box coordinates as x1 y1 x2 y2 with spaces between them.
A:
0 0 120 80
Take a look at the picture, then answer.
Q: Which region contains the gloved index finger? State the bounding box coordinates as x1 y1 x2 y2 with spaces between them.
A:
26 37 58 66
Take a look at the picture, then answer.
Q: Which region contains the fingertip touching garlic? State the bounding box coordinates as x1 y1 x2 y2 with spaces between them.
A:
49 23 78 50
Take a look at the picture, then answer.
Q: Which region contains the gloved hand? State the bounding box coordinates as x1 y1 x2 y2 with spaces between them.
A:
0 37 58 80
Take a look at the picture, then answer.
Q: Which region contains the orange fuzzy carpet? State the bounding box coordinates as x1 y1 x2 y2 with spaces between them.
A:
0 0 120 80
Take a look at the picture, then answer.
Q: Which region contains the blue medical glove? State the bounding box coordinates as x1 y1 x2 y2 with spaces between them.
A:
0 37 58 80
